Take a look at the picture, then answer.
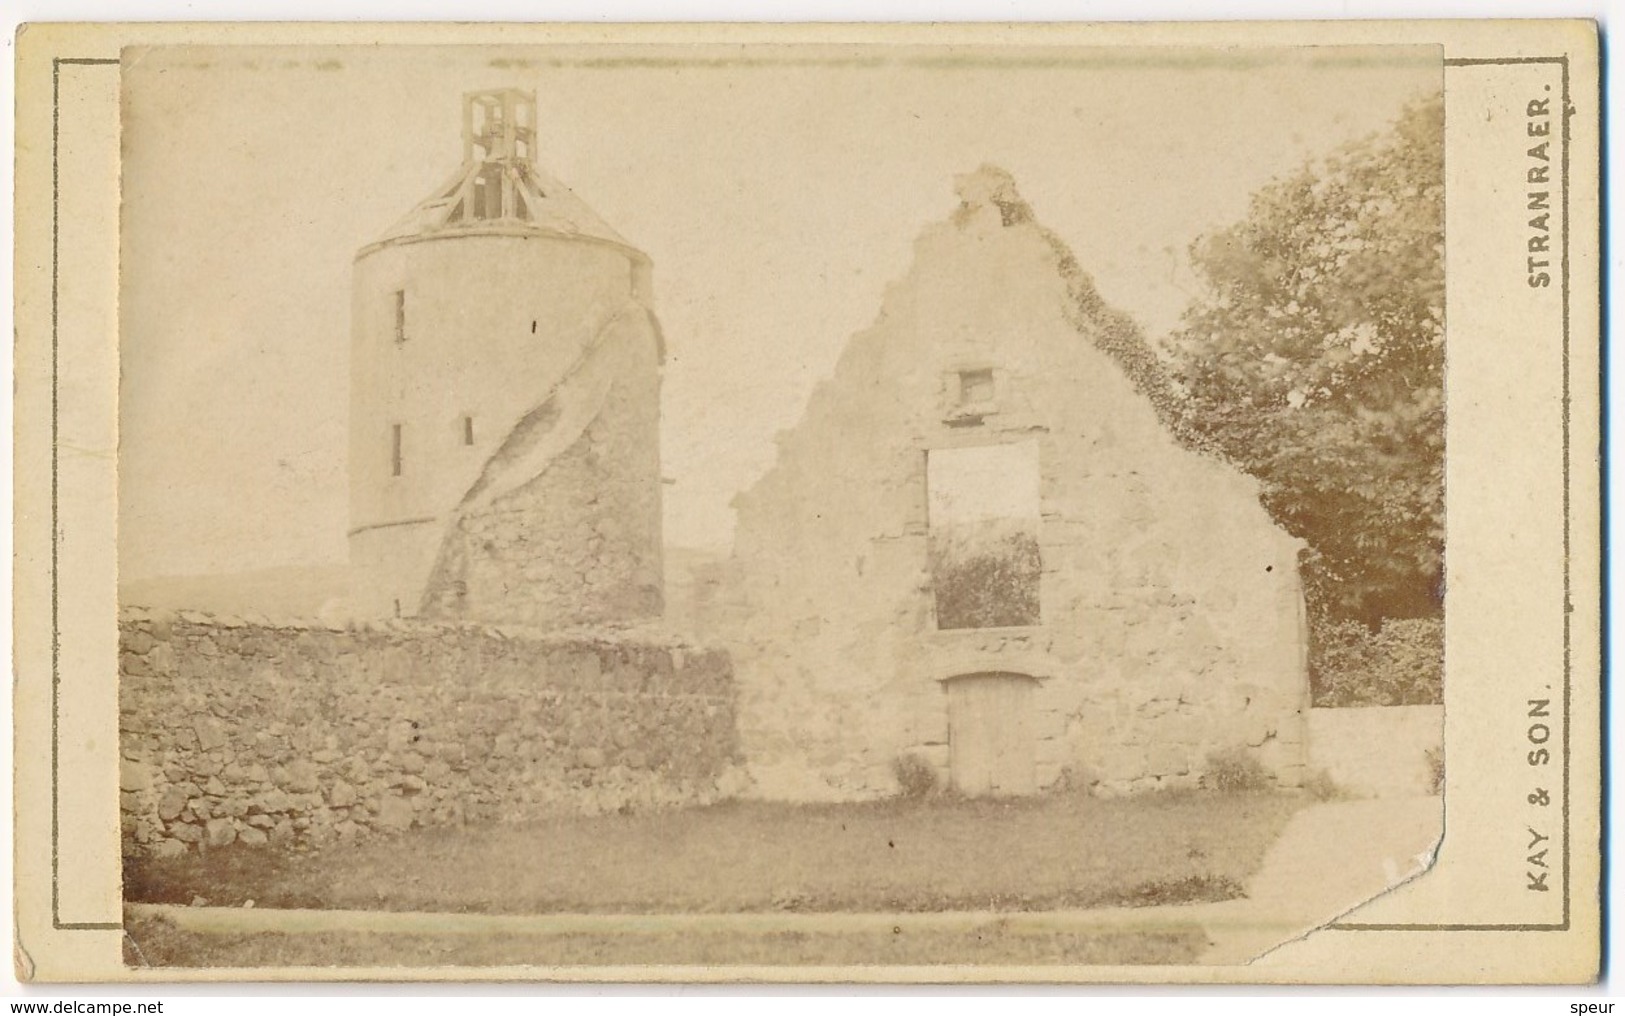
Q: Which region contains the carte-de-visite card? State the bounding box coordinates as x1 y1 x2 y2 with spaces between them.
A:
11 19 1601 984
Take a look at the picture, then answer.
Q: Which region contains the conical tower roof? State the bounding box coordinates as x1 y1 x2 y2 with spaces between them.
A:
359 89 642 259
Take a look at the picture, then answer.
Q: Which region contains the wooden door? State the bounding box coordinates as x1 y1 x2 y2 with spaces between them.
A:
947 673 1036 796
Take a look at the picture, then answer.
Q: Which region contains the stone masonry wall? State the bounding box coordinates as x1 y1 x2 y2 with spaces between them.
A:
726 167 1308 801
350 236 665 630
118 608 737 858
421 322 665 628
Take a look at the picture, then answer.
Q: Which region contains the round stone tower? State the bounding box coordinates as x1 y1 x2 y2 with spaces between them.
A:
349 89 664 627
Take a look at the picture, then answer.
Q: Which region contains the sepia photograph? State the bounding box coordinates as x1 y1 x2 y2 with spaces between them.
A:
10 19 1600 984
107 40 1451 970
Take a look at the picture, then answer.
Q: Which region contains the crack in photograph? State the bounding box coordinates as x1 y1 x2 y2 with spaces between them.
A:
113 41 1447 970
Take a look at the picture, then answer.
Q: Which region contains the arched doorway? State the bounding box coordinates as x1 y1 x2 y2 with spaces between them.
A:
944 672 1038 796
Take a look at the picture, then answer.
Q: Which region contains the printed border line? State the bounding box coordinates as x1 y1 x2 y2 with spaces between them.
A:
51 54 123 934
1335 53 1574 934
47 49 1581 938
1560 41 1574 937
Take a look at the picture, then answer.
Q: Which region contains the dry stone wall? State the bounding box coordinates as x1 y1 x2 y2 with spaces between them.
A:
118 609 737 858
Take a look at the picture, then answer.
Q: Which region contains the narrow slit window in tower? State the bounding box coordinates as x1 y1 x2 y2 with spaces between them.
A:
393 290 406 344
391 424 403 477
463 415 475 446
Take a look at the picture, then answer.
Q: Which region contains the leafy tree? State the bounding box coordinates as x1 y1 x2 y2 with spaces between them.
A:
1167 96 1444 627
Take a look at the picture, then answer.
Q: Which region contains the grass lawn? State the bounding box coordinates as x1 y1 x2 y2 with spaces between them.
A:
123 913 1210 968
125 790 1304 916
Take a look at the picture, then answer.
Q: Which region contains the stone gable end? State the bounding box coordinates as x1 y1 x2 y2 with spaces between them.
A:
727 165 1309 801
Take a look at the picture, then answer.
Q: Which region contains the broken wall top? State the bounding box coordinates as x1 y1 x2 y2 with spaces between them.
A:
737 164 1274 524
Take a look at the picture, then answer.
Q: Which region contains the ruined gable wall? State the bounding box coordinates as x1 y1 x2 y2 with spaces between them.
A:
119 609 736 858
729 175 1307 800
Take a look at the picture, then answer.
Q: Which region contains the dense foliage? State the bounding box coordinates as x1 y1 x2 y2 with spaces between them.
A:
1202 746 1273 792
930 525 1042 630
1311 615 1444 707
891 753 941 798
1167 97 1445 630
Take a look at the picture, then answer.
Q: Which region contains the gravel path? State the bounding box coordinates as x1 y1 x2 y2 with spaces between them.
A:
1200 795 1444 963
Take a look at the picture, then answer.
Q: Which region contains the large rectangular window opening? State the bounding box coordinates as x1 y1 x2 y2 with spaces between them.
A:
927 441 1041 629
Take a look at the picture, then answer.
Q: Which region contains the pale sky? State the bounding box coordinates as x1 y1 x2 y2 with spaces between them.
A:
928 443 1041 526
118 43 1439 581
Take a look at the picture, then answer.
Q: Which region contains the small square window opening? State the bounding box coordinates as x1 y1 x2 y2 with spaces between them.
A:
959 368 995 406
